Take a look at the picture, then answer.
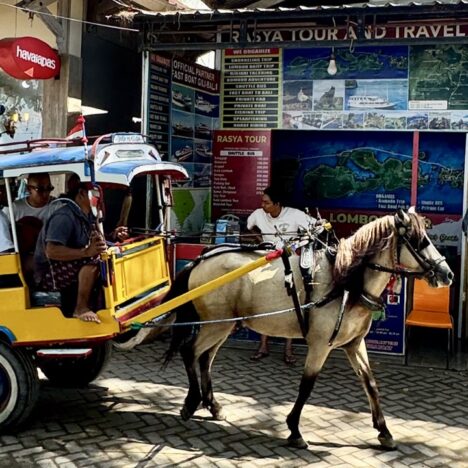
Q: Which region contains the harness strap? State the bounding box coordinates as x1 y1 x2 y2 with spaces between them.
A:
280 249 308 338
314 287 343 308
367 262 424 277
328 289 349 346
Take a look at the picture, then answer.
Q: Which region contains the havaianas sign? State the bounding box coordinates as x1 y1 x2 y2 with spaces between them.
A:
0 36 60 80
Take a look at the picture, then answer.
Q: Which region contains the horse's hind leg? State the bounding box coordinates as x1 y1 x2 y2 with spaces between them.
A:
286 346 331 449
185 323 232 421
344 339 396 450
180 340 202 421
199 333 231 420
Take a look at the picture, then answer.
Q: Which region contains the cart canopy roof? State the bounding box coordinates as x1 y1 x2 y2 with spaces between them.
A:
0 133 188 185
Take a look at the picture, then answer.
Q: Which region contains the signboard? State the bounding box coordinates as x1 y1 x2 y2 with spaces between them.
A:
222 48 280 129
147 54 171 159
212 130 271 218
0 37 60 79
222 22 468 44
365 285 406 355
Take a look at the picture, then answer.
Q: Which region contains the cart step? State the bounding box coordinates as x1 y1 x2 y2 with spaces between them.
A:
36 348 93 358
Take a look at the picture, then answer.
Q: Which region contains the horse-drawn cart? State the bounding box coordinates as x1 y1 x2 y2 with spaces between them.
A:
0 134 454 451
0 133 285 431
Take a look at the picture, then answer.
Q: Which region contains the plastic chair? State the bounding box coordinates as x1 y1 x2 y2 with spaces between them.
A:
405 278 452 369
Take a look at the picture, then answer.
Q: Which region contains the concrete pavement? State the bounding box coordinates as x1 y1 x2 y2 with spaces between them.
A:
0 339 467 467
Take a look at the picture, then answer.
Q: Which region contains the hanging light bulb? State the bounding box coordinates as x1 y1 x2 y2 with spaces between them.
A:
327 48 338 76
22 112 30 123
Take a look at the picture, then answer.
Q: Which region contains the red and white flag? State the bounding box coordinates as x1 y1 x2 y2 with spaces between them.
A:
66 114 88 143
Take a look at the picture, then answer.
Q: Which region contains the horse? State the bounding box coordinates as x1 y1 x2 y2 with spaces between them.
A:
162 209 453 450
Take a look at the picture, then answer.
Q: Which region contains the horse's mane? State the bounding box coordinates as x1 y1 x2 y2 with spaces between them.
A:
333 213 427 295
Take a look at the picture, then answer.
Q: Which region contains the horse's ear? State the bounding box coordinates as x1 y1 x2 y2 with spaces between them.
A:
395 209 411 226
408 206 417 214
395 209 411 235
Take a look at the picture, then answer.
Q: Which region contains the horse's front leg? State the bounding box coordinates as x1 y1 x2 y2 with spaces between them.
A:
286 347 330 449
344 339 396 450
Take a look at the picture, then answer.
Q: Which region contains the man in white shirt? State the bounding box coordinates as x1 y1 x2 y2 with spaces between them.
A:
8 173 56 222
247 185 316 365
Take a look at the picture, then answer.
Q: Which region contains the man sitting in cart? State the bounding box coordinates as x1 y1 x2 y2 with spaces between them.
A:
34 182 107 323
6 172 56 222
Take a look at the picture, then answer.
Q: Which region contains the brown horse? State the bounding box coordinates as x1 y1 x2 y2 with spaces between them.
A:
161 209 453 450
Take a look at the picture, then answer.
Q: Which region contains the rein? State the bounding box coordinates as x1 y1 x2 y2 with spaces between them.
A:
131 300 316 329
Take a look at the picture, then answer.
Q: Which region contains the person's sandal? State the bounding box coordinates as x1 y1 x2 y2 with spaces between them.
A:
250 351 269 361
284 354 297 366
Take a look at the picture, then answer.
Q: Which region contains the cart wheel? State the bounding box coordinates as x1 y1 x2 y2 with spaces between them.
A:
39 342 112 387
0 342 40 431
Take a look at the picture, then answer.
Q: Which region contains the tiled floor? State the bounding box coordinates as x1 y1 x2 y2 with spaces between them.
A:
1 339 467 467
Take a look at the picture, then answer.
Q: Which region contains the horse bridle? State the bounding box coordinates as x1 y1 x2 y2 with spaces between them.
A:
367 222 446 279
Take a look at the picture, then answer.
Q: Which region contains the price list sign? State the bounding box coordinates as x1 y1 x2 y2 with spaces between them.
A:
212 130 271 218
222 48 280 129
147 54 171 159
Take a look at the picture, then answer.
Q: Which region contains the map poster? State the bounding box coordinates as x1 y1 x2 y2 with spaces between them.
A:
212 130 271 219
147 54 172 160
222 48 281 129
271 130 465 215
409 44 468 110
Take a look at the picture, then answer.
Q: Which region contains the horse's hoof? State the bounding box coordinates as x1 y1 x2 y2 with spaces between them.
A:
208 403 225 421
287 436 308 449
211 409 225 421
180 406 193 421
378 435 397 450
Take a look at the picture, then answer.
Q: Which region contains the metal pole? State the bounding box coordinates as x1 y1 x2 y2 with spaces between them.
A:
4 178 18 252
411 131 419 206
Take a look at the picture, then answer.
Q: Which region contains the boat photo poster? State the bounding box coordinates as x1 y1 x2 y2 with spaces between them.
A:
279 44 468 131
169 57 220 187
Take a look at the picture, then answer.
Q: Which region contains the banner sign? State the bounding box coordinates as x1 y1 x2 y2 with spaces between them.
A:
0 37 60 79
223 22 468 44
212 130 271 218
148 54 172 159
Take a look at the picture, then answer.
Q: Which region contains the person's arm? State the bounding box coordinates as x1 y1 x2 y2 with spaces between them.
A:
46 234 106 261
245 210 263 243
108 226 129 242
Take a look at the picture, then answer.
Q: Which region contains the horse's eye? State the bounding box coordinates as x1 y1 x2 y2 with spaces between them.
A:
423 217 432 229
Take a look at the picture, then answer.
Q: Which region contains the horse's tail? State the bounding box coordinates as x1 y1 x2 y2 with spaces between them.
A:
163 263 200 368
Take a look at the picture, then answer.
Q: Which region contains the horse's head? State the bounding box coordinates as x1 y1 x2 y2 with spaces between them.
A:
394 208 454 287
